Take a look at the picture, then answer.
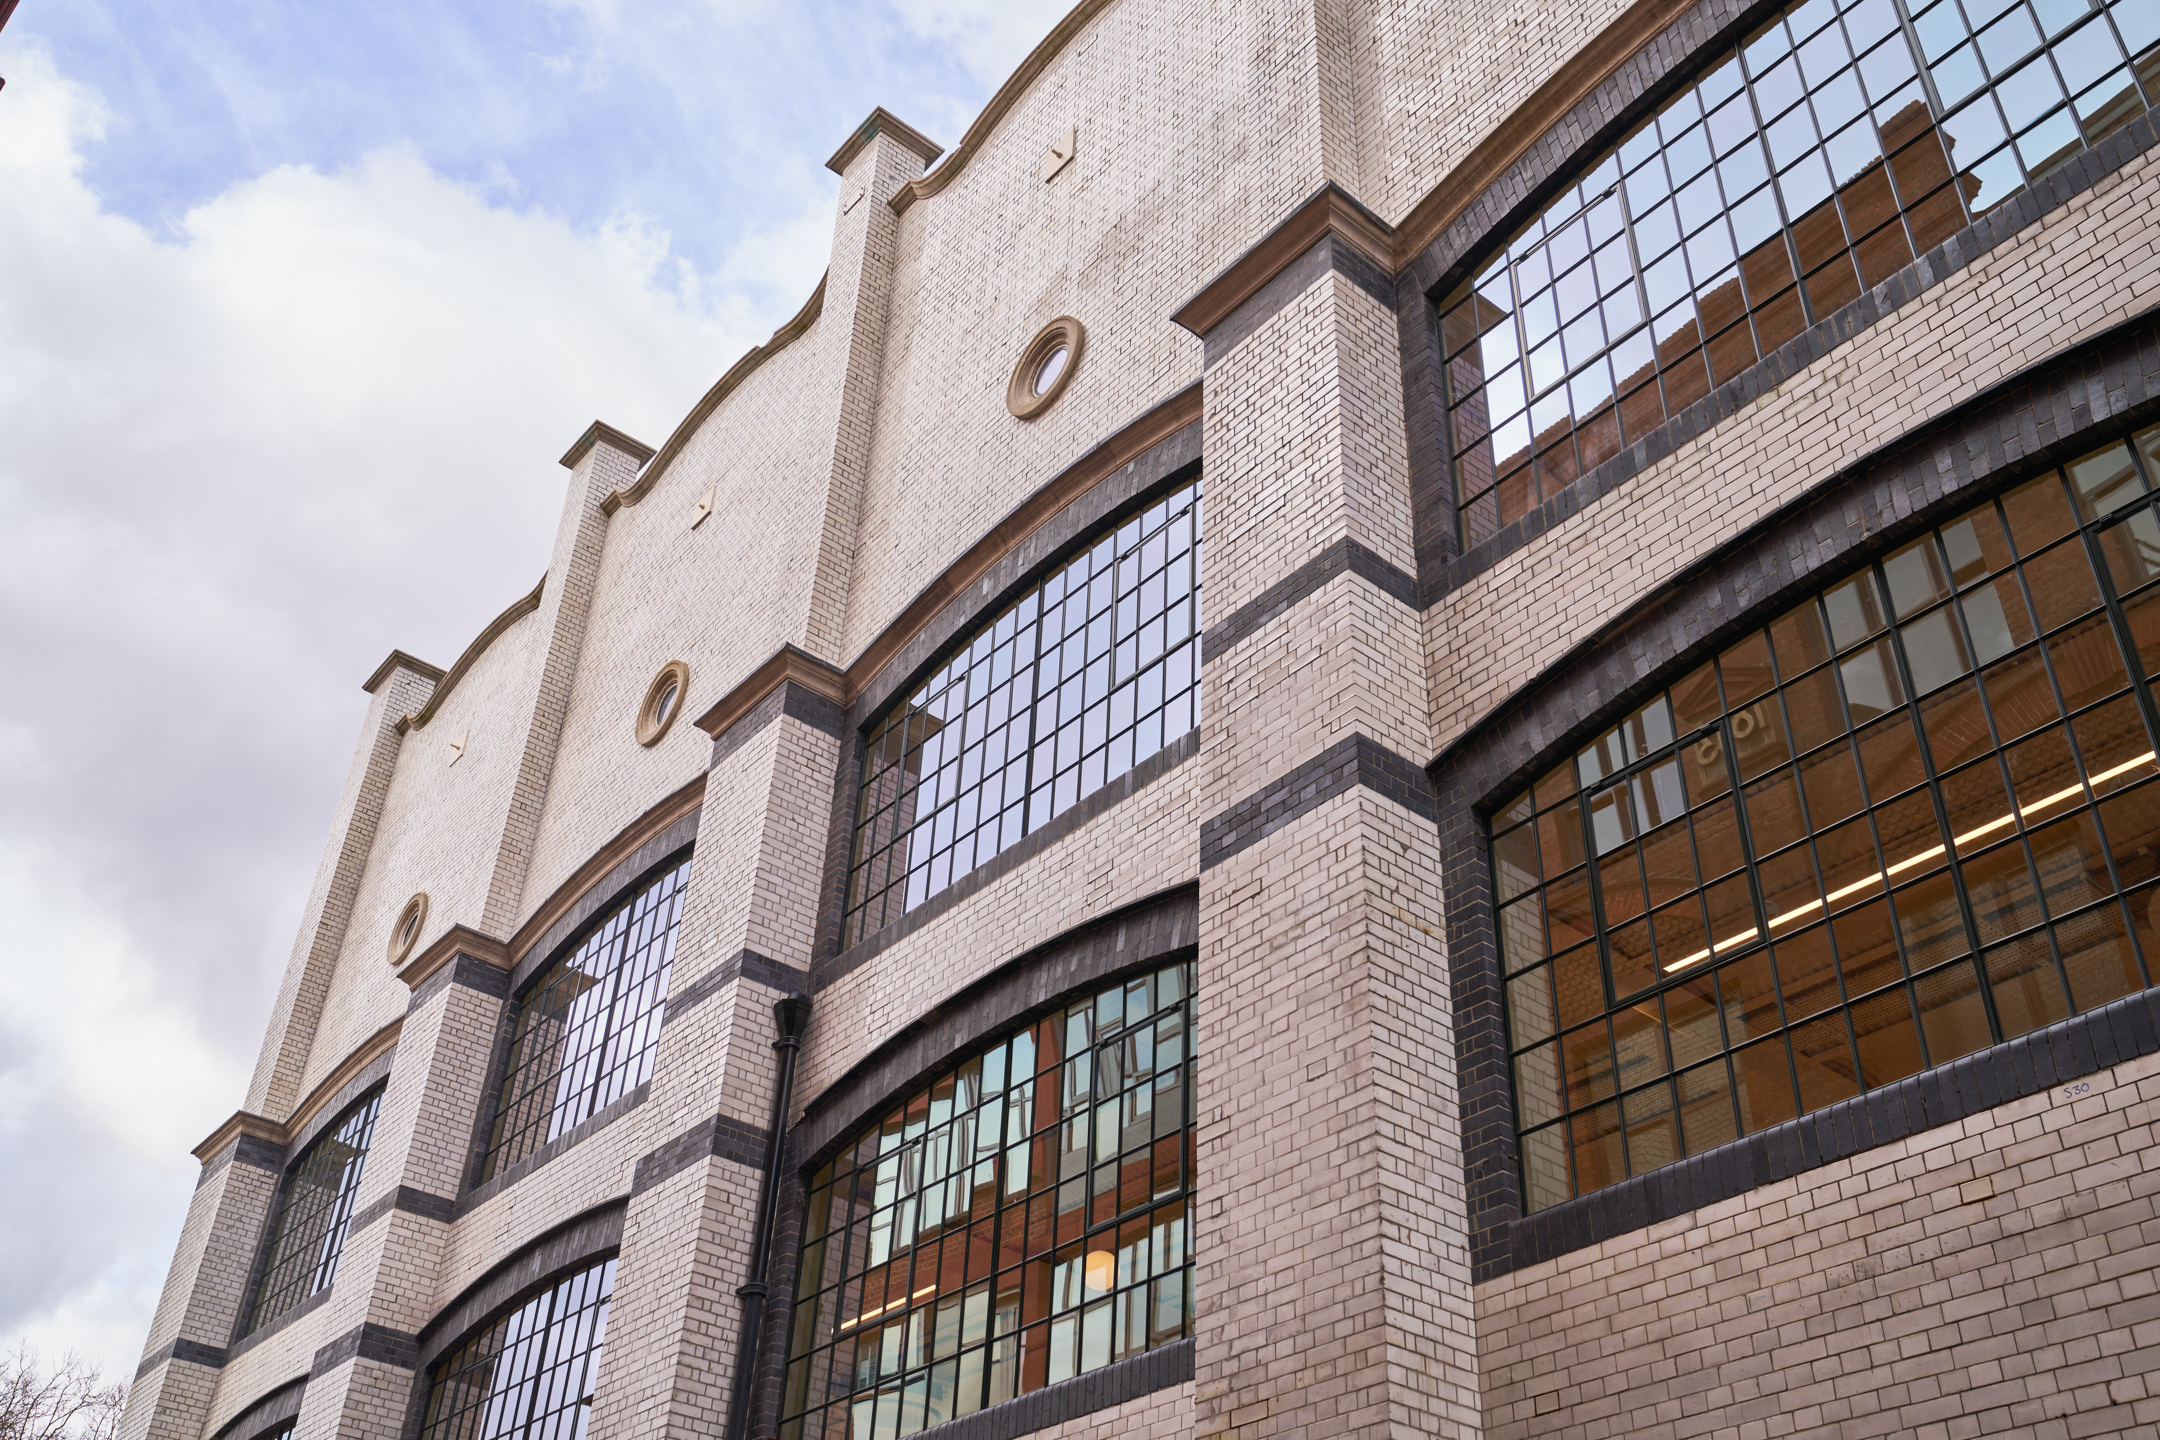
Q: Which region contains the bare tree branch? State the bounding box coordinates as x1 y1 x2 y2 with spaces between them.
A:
0 1345 128 1440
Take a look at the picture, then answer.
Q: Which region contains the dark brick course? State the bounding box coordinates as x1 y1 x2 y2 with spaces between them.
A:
309 1322 418 1379
1201 537 1418 661
666 948 811 1028
711 676 847 771
1198 733 1437 871
630 1112 774 1196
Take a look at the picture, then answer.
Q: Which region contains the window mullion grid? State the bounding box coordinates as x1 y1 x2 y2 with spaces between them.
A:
1896 0 1951 117
1707 685 1817 1121
1975 493 2096 1009
1492 814 1546 1200
1570 769 1627 1182
1871 555 2000 1050
1017 592 1048 852
2069 491 2160 989
1766 650 1880 1080
1930 521 2035 1049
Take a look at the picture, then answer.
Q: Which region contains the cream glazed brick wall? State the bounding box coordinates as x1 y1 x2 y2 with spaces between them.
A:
1479 1045 2160 1439
632 720 818 1142
803 129 928 658
431 1109 640 1310
839 0 1356 667
589 1158 766 1440
248 660 435 1119
1202 267 1414 620
117 1359 216 1440
1194 788 1475 1439
1204 572 1429 802
1426 145 2160 757
516 131 920 922
294 1356 411 1440
203 936 508 1434
591 703 811 1438
1346 0 1637 225
300 615 543 1104
794 747 1200 1110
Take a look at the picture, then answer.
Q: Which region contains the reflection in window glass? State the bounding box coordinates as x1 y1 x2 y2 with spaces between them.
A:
1494 418 2160 1210
844 482 1203 946
419 1258 615 1440
247 1089 382 1333
780 962 1196 1440
483 859 689 1179
1441 0 2159 546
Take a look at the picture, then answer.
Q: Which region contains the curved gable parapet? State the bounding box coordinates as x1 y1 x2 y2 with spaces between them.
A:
886 0 1116 216
602 271 829 516
397 575 546 733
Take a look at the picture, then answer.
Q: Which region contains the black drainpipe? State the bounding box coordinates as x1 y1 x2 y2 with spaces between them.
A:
726 993 813 1440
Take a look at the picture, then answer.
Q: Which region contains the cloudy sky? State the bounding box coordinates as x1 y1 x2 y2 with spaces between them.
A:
0 0 1065 1386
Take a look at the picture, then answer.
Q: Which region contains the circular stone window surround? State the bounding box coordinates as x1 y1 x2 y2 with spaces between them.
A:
389 892 430 967
637 660 692 747
1006 316 1086 420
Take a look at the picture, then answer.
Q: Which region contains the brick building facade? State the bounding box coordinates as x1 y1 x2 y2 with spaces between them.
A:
121 0 2160 1434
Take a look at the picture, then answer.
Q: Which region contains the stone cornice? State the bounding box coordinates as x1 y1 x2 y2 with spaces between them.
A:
559 420 658 475
191 1111 286 1165
1170 183 1394 338
192 1019 402 1160
692 646 845 740
398 576 545 733
888 0 1115 216
361 649 445 695
624 273 829 511
688 382 1202 740
398 925 510 994
827 107 944 176
505 772 707 966
285 1019 402 1136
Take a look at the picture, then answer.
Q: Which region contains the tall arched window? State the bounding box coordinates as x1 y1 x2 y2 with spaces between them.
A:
1495 421 2160 1208
1441 0 2156 544
482 858 690 1179
843 480 1203 947
245 1088 382 1334
418 1258 617 1440
781 960 1196 1439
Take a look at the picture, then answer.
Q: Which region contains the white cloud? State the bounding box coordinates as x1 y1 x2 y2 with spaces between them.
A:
886 0 1075 92
0 39 798 1383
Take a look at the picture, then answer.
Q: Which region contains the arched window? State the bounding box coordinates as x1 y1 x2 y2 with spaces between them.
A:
482 858 690 1179
843 480 1203 947
781 959 1196 1439
245 1088 382 1334
418 1258 617 1440
1495 421 2160 1208
1440 0 2157 545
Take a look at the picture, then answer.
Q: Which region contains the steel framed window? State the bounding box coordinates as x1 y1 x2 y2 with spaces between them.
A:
842 480 1203 947
780 960 1196 1440
481 859 689 1180
418 1257 616 1440
1439 0 2157 546
1494 420 2160 1210
246 1088 382 1333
